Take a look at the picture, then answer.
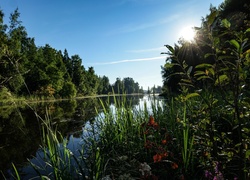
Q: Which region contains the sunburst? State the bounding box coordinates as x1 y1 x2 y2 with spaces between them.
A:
179 26 195 42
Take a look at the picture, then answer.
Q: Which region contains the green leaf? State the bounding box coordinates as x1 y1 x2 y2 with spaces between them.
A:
12 163 21 180
245 28 250 33
197 76 212 81
185 93 200 100
204 53 214 59
246 150 250 159
165 45 174 54
208 68 215 76
195 63 213 69
215 74 228 85
181 79 192 83
187 66 193 74
207 11 217 27
217 55 235 61
194 71 206 76
230 39 240 51
213 37 220 46
221 19 231 28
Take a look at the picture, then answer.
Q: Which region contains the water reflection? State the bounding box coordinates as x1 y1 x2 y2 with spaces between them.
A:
0 95 144 178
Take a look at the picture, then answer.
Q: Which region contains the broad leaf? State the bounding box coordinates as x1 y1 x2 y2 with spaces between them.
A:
230 39 240 52
204 53 214 59
165 45 174 54
245 28 250 33
187 66 193 74
207 11 217 27
215 74 228 85
208 68 215 76
217 55 235 61
197 76 212 81
194 71 206 76
195 63 213 69
185 93 200 100
221 19 231 29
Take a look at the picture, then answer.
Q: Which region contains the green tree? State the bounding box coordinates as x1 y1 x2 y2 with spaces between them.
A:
59 81 77 98
71 55 86 95
98 75 111 94
85 67 99 95
62 49 72 81
0 9 28 94
113 78 124 94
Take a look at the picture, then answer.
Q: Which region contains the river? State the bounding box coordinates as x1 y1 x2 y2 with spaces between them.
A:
0 94 162 179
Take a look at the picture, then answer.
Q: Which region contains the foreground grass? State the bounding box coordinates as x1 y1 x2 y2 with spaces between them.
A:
6 93 250 180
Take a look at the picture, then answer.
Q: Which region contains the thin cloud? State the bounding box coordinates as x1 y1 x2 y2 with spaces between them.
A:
126 47 166 53
107 14 180 35
89 56 166 65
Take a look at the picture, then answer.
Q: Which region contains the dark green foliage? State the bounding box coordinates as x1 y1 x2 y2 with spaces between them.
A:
161 1 250 179
98 75 111 94
0 9 144 99
112 77 143 94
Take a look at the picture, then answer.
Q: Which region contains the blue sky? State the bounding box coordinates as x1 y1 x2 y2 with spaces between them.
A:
1 0 223 89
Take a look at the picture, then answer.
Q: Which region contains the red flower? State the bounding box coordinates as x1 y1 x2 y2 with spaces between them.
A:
171 162 178 169
148 116 155 126
147 116 159 129
161 139 167 145
153 152 168 163
153 153 162 163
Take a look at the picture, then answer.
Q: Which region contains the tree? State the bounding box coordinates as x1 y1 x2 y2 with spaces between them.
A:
59 81 77 98
62 49 72 81
0 8 28 94
113 78 124 94
98 75 111 94
71 55 86 94
85 67 99 95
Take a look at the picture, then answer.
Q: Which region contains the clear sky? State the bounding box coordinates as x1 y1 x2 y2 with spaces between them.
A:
0 0 223 89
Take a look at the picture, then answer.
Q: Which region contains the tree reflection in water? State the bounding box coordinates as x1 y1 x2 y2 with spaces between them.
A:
0 95 144 179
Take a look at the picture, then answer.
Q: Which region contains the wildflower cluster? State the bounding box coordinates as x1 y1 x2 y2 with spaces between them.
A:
204 162 225 180
140 116 179 178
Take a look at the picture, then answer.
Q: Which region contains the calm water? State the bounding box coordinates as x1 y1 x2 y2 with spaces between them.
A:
0 94 162 179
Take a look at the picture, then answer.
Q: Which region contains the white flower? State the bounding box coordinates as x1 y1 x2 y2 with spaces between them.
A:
139 162 151 176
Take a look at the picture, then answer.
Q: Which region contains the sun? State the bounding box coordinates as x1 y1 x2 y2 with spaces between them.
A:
179 26 195 42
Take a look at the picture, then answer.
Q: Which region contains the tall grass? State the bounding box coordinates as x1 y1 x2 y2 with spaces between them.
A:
95 94 148 178
5 94 183 179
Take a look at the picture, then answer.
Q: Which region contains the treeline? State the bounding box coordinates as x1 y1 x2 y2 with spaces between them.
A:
0 9 143 99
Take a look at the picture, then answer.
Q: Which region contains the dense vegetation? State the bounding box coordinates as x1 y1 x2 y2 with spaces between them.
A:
0 9 144 100
2 0 250 179
158 0 250 179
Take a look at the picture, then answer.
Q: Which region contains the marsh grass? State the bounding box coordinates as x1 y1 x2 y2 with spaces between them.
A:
5 93 201 179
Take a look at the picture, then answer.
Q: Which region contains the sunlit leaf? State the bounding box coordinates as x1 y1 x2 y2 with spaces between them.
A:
197 76 212 81
195 63 213 69
246 150 250 159
208 68 215 76
245 28 250 33
230 39 240 51
215 74 228 85
194 71 206 76
207 11 217 27
221 19 231 28
185 93 200 100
